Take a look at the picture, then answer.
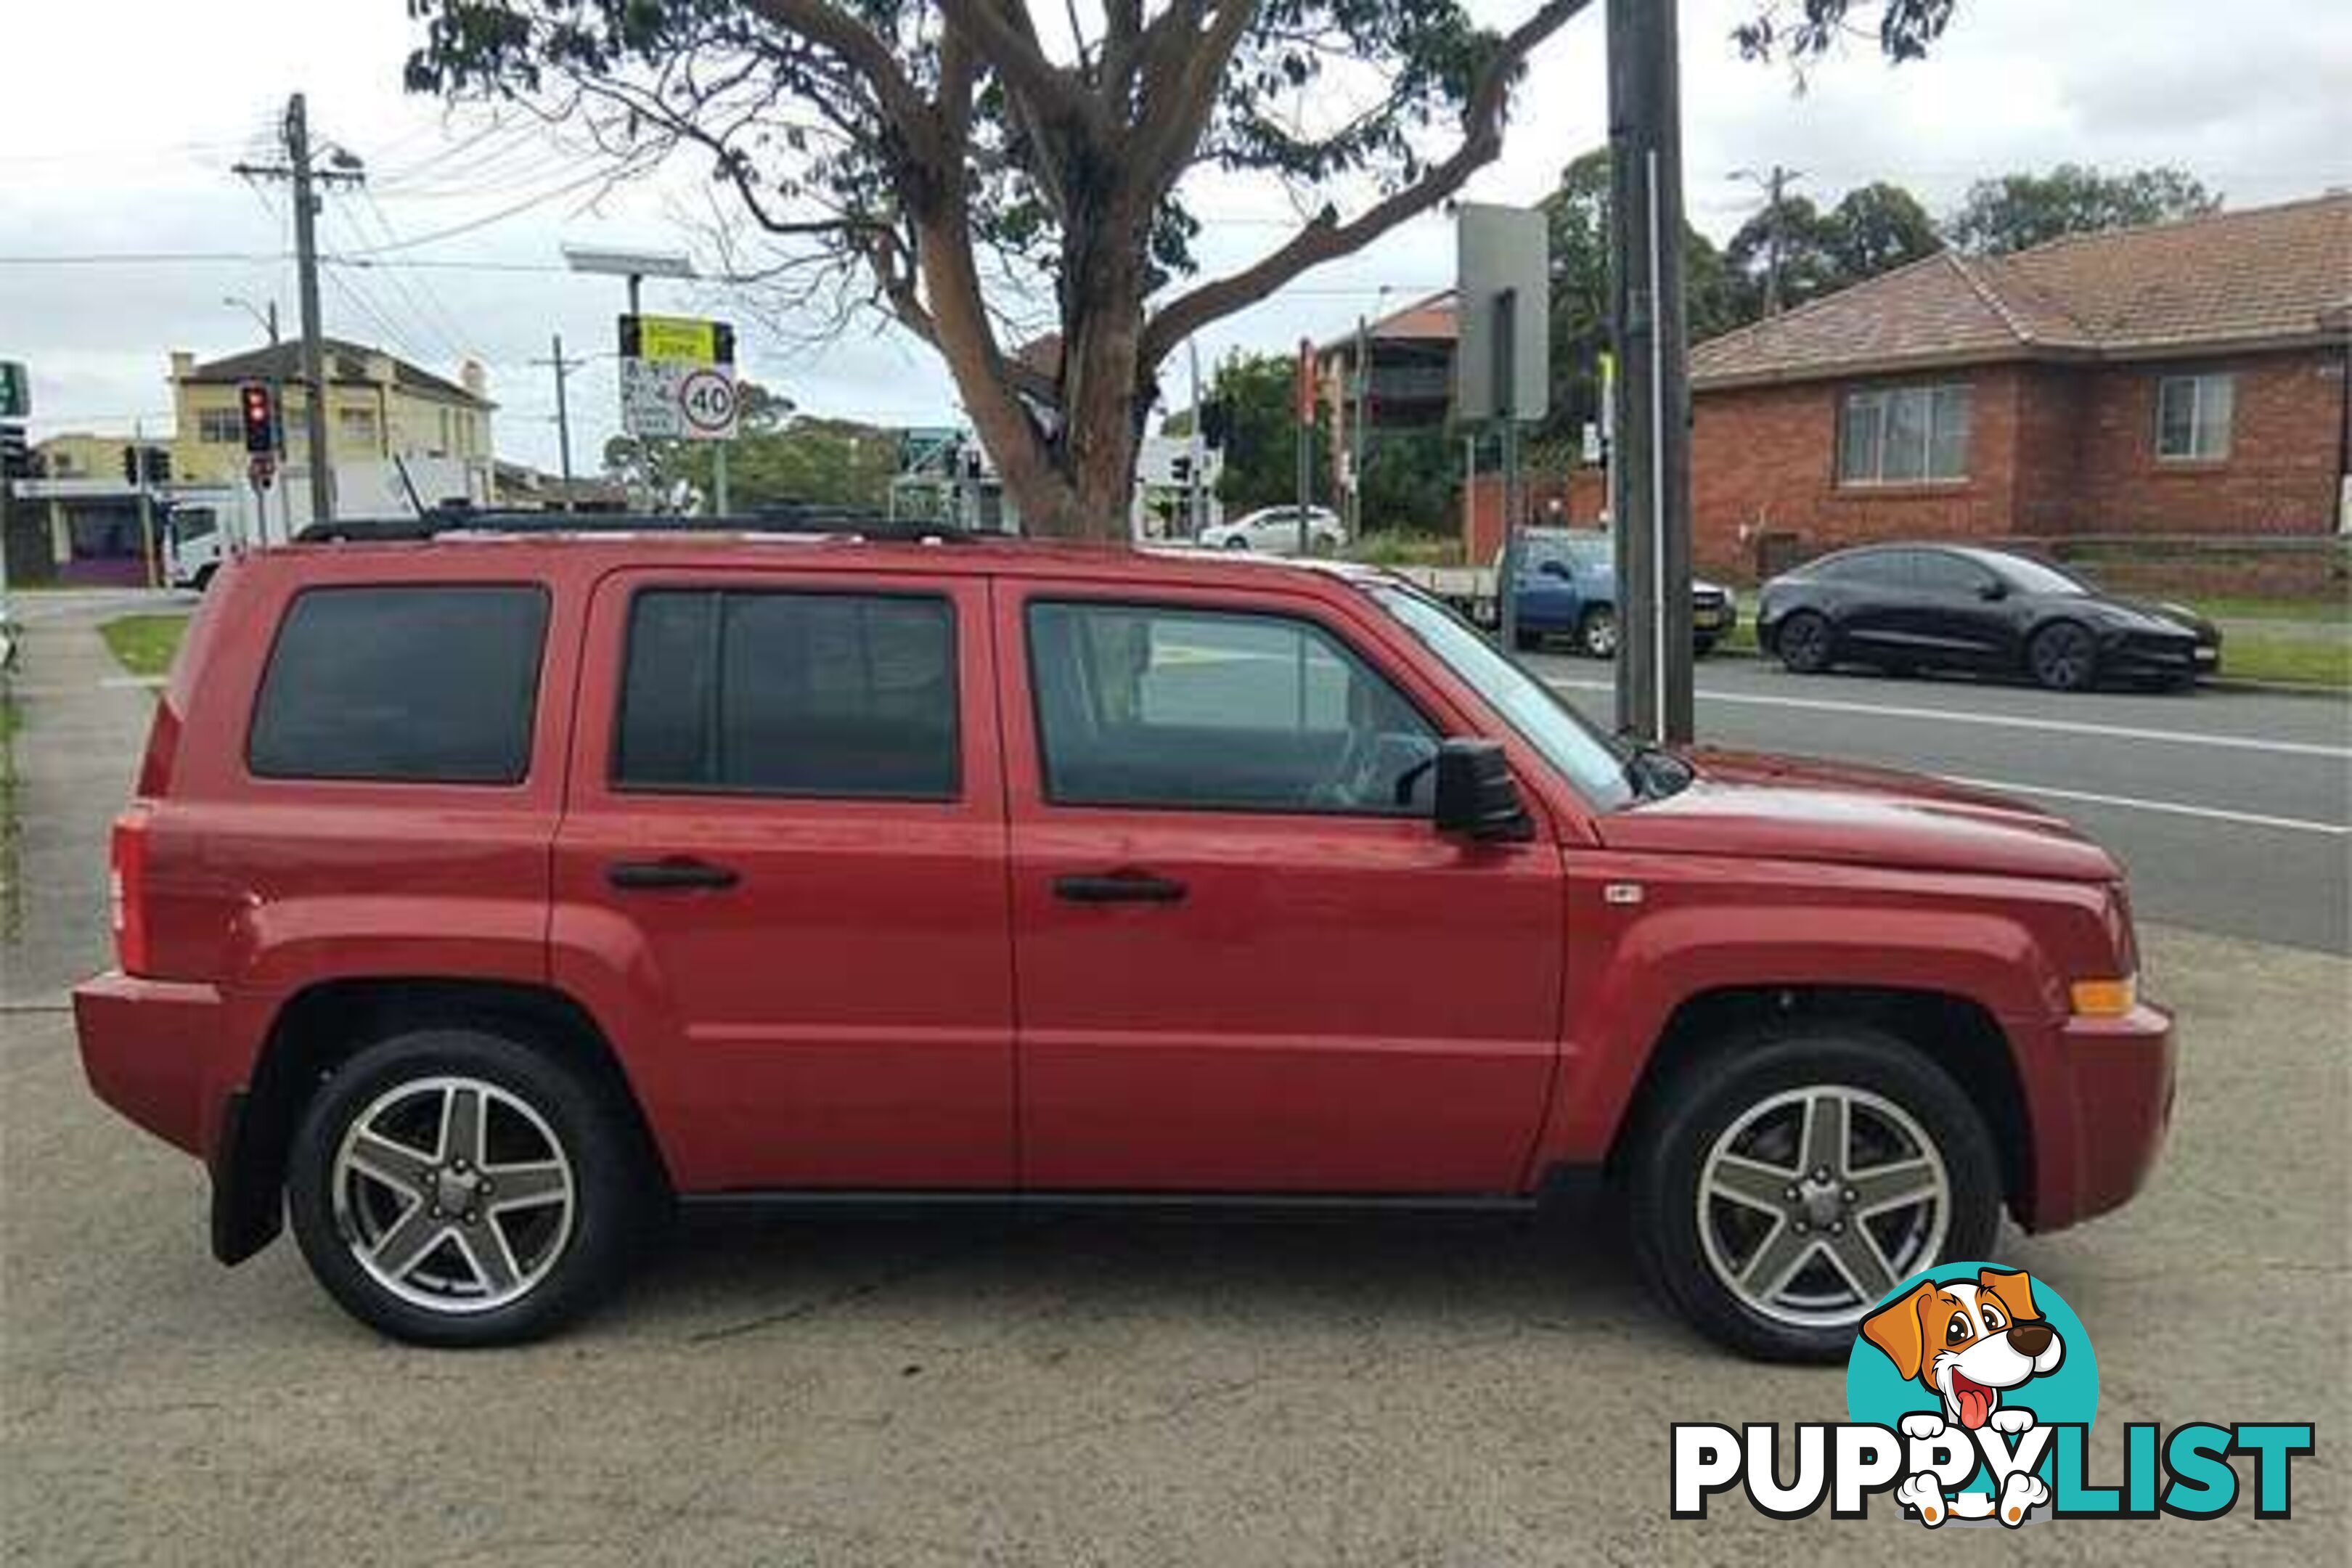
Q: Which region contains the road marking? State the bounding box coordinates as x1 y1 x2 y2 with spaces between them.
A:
1932 775 2349 837
1542 677 2351 759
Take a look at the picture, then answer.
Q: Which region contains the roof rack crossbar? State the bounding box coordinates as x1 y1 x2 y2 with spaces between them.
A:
293 507 982 545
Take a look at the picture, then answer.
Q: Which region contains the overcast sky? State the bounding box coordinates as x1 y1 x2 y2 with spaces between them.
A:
4 0 2345 473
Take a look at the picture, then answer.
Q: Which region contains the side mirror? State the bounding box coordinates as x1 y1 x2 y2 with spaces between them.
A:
1432 738 1534 842
1537 558 1572 579
1977 579 2008 601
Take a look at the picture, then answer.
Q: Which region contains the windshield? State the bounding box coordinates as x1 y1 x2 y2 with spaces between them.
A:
1364 582 1634 810
1987 552 2094 597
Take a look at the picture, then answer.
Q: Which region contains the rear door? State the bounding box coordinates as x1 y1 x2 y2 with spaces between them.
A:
996 579 1564 1193
550 568 1013 1193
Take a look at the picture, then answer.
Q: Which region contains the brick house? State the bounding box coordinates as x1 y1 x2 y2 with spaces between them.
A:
1688 193 2351 580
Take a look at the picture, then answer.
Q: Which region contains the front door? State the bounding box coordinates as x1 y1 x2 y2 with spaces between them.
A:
997 581 1565 1193
552 569 1014 1193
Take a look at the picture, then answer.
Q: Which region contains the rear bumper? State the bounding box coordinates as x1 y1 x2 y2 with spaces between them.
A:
73 971 226 1159
2021 1001 2177 1230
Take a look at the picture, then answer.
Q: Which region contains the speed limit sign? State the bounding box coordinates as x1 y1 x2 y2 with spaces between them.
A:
679 368 739 439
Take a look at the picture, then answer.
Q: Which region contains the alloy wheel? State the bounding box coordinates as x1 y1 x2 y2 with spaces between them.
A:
2032 623 2096 690
1582 608 1620 658
1695 1085 1950 1328
330 1075 577 1315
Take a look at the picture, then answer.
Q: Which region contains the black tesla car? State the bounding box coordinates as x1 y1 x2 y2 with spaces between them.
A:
1756 543 2221 692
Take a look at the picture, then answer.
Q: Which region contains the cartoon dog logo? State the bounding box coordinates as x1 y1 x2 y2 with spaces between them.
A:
1863 1266 2065 1527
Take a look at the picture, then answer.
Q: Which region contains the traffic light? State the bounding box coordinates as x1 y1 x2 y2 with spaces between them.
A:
1170 454 1193 486
0 422 28 480
144 446 171 484
239 383 278 454
1199 399 1228 448
122 444 140 485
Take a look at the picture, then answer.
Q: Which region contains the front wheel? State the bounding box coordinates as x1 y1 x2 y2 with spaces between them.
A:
287 1026 646 1346
2028 621 2099 692
1220 535 1251 551
1775 610 1833 674
1624 1029 2003 1361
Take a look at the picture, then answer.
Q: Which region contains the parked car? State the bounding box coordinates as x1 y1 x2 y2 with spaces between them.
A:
1757 543 2221 691
76 517 2173 1360
1513 528 1738 656
1199 504 1345 556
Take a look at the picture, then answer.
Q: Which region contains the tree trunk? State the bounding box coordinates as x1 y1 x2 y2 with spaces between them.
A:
1041 182 1151 541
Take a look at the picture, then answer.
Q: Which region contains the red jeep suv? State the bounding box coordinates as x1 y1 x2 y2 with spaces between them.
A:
74 523 2175 1358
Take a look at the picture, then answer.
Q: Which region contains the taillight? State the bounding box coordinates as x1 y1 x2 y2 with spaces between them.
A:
111 809 152 976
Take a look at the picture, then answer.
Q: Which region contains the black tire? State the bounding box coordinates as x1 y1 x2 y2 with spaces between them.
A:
1775 610 1833 674
287 1025 648 1347
2028 620 2099 693
1222 535 1251 550
1692 636 1718 658
1577 604 1620 659
1623 1027 2003 1362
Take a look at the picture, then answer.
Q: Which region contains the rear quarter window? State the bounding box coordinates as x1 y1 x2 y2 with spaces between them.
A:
246 584 550 783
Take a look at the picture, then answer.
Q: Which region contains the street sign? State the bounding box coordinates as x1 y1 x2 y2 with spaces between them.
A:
0 360 28 420
1455 203 1549 422
618 314 739 441
616 314 735 365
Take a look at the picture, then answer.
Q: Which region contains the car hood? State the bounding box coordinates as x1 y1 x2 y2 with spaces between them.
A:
1595 748 2120 882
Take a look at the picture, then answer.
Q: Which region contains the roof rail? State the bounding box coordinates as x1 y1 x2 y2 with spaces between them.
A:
293 507 982 545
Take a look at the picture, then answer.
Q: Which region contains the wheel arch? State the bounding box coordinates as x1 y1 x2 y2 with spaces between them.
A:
1601 984 2032 1217
213 976 671 1265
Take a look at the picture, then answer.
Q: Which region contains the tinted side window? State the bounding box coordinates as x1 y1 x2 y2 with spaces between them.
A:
248 584 548 783
615 589 958 800
1822 551 1914 587
1913 552 1993 595
1026 601 1437 815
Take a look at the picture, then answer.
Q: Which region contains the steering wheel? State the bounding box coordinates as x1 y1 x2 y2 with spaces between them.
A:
1307 730 1437 811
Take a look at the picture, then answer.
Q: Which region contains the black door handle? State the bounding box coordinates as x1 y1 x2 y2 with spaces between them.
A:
607 856 740 891
1053 871 1187 905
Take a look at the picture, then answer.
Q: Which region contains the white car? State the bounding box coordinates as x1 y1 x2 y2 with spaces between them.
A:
1198 505 1345 557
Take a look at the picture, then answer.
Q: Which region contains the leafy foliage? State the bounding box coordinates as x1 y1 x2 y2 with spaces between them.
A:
1204 352 1331 511
1945 164 2220 254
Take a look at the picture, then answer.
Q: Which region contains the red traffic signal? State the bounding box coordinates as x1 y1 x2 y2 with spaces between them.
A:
239 383 278 455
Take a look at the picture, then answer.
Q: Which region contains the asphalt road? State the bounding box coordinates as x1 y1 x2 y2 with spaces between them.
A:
1530 653 2352 955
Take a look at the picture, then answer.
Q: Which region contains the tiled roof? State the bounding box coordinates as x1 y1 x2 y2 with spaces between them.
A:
1691 192 2351 389
181 338 491 407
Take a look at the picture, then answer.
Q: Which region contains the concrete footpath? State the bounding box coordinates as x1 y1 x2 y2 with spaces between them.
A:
0 592 158 1008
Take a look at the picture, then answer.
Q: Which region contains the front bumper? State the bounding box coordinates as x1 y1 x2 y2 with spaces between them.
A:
2099 628 2216 682
2020 1000 2177 1230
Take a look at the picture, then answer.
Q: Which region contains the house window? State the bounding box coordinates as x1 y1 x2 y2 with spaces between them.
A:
197 408 243 444
338 407 379 449
2156 373 2233 461
1837 384 1972 485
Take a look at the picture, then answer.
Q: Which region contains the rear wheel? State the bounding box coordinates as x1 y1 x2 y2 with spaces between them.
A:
2028 621 2099 692
1624 1029 2002 1361
1222 535 1251 550
1577 605 1620 659
1775 611 1832 674
287 1026 646 1346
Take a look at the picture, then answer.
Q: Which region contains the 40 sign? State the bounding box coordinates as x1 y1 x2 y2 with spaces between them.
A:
618 358 740 441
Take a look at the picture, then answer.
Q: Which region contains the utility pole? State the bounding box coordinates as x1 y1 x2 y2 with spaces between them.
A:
1351 315 1370 540
1732 165 1802 318
532 333 586 502
1185 337 1205 539
1608 0 1694 744
234 93 362 527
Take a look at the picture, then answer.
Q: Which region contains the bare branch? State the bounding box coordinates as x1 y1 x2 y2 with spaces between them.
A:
1141 0 1595 368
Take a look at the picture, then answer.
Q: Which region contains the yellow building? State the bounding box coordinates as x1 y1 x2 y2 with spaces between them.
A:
168 340 494 499
29 433 135 482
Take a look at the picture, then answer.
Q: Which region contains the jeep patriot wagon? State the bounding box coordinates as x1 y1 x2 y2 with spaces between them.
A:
74 523 2175 1358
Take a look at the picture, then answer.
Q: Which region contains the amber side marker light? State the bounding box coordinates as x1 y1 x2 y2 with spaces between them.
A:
2070 976 2139 1018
